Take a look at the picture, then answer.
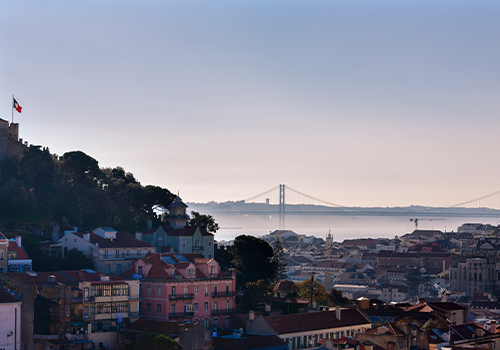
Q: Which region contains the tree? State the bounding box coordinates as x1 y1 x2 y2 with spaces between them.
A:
245 280 273 310
231 235 277 289
271 239 288 283
328 287 352 306
187 211 219 234
134 333 182 350
297 278 329 306
61 248 94 270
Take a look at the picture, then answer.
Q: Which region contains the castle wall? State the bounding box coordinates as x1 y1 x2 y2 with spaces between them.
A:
0 120 28 161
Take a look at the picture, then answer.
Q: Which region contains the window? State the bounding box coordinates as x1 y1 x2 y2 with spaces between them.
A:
172 286 176 295
194 302 199 311
104 250 108 258
105 265 110 274
115 250 119 258
116 264 121 274
205 285 209 295
214 301 218 311
182 241 186 248
157 285 161 295
194 285 199 294
214 317 218 328
226 300 229 310
208 241 212 246
184 286 189 295
138 266 143 274
157 304 161 313
204 302 209 311
147 303 151 312
147 285 152 294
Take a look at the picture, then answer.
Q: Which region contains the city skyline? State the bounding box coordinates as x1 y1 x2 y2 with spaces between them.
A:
2 1 500 208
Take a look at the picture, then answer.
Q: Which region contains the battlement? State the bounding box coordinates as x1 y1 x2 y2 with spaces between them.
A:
0 119 29 161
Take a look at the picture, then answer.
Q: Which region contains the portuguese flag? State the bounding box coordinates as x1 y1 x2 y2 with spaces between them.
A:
13 98 22 113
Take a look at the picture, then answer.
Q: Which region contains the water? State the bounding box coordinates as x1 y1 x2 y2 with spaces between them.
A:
209 214 499 242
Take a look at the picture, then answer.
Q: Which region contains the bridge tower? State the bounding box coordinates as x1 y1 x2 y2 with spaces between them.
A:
279 184 285 229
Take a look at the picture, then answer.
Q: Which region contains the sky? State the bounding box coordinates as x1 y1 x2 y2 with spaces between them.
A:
2 0 500 208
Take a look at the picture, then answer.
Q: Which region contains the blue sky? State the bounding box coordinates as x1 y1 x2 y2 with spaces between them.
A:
2 1 500 207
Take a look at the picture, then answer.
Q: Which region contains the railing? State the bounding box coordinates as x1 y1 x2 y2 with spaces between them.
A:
128 312 140 317
211 308 234 315
169 294 194 300
212 292 236 298
97 252 151 260
192 246 204 251
169 312 194 318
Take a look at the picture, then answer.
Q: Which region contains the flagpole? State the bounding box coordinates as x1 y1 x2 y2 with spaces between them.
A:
12 95 14 123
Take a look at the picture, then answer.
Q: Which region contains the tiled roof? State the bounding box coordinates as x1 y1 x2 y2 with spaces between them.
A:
0 288 20 303
265 309 370 334
213 334 286 350
364 323 407 335
8 240 30 259
168 226 213 237
126 318 195 334
7 270 124 285
274 280 297 292
74 231 153 248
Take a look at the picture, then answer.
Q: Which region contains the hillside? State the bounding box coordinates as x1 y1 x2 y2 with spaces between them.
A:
0 147 175 233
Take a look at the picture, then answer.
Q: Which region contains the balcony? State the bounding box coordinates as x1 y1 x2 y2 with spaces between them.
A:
211 308 235 315
192 246 204 252
169 312 194 318
169 293 194 300
212 291 236 298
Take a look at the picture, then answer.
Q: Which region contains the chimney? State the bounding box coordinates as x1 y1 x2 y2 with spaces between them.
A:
135 232 142 241
336 307 341 320
15 236 21 248
48 275 56 283
491 320 497 334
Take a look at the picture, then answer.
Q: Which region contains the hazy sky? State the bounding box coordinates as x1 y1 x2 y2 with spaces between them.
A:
2 0 500 208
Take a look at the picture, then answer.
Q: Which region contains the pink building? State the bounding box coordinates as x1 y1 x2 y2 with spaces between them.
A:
124 253 236 330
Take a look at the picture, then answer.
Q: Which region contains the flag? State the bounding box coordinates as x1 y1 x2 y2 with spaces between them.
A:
13 98 22 113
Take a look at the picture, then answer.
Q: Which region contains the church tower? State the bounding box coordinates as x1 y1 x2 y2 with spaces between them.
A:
166 197 189 229
326 230 333 249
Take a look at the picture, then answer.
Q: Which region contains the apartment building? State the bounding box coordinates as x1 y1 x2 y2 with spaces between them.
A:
123 253 236 329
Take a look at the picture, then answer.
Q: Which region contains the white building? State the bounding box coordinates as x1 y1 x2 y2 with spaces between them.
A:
0 288 21 350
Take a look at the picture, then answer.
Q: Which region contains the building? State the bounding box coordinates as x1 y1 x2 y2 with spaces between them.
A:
355 323 428 350
0 288 21 350
51 227 156 275
8 237 32 273
3 270 139 350
139 197 216 257
246 308 372 349
123 253 236 329
449 250 500 296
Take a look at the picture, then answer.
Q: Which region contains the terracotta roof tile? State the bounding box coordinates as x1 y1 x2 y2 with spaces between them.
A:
265 309 370 334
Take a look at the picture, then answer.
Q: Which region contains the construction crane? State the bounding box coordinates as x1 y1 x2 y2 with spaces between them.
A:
410 218 445 229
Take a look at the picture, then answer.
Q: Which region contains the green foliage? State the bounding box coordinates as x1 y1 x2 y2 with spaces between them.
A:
271 239 288 283
231 235 277 289
61 248 94 270
0 149 176 233
134 333 182 350
187 211 219 233
245 280 273 310
421 318 441 330
328 287 352 306
297 279 330 305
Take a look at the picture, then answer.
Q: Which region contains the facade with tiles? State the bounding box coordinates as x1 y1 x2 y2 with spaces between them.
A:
124 253 236 329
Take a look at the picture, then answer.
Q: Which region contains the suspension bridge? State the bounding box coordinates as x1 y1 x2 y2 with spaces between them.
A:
204 184 500 229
